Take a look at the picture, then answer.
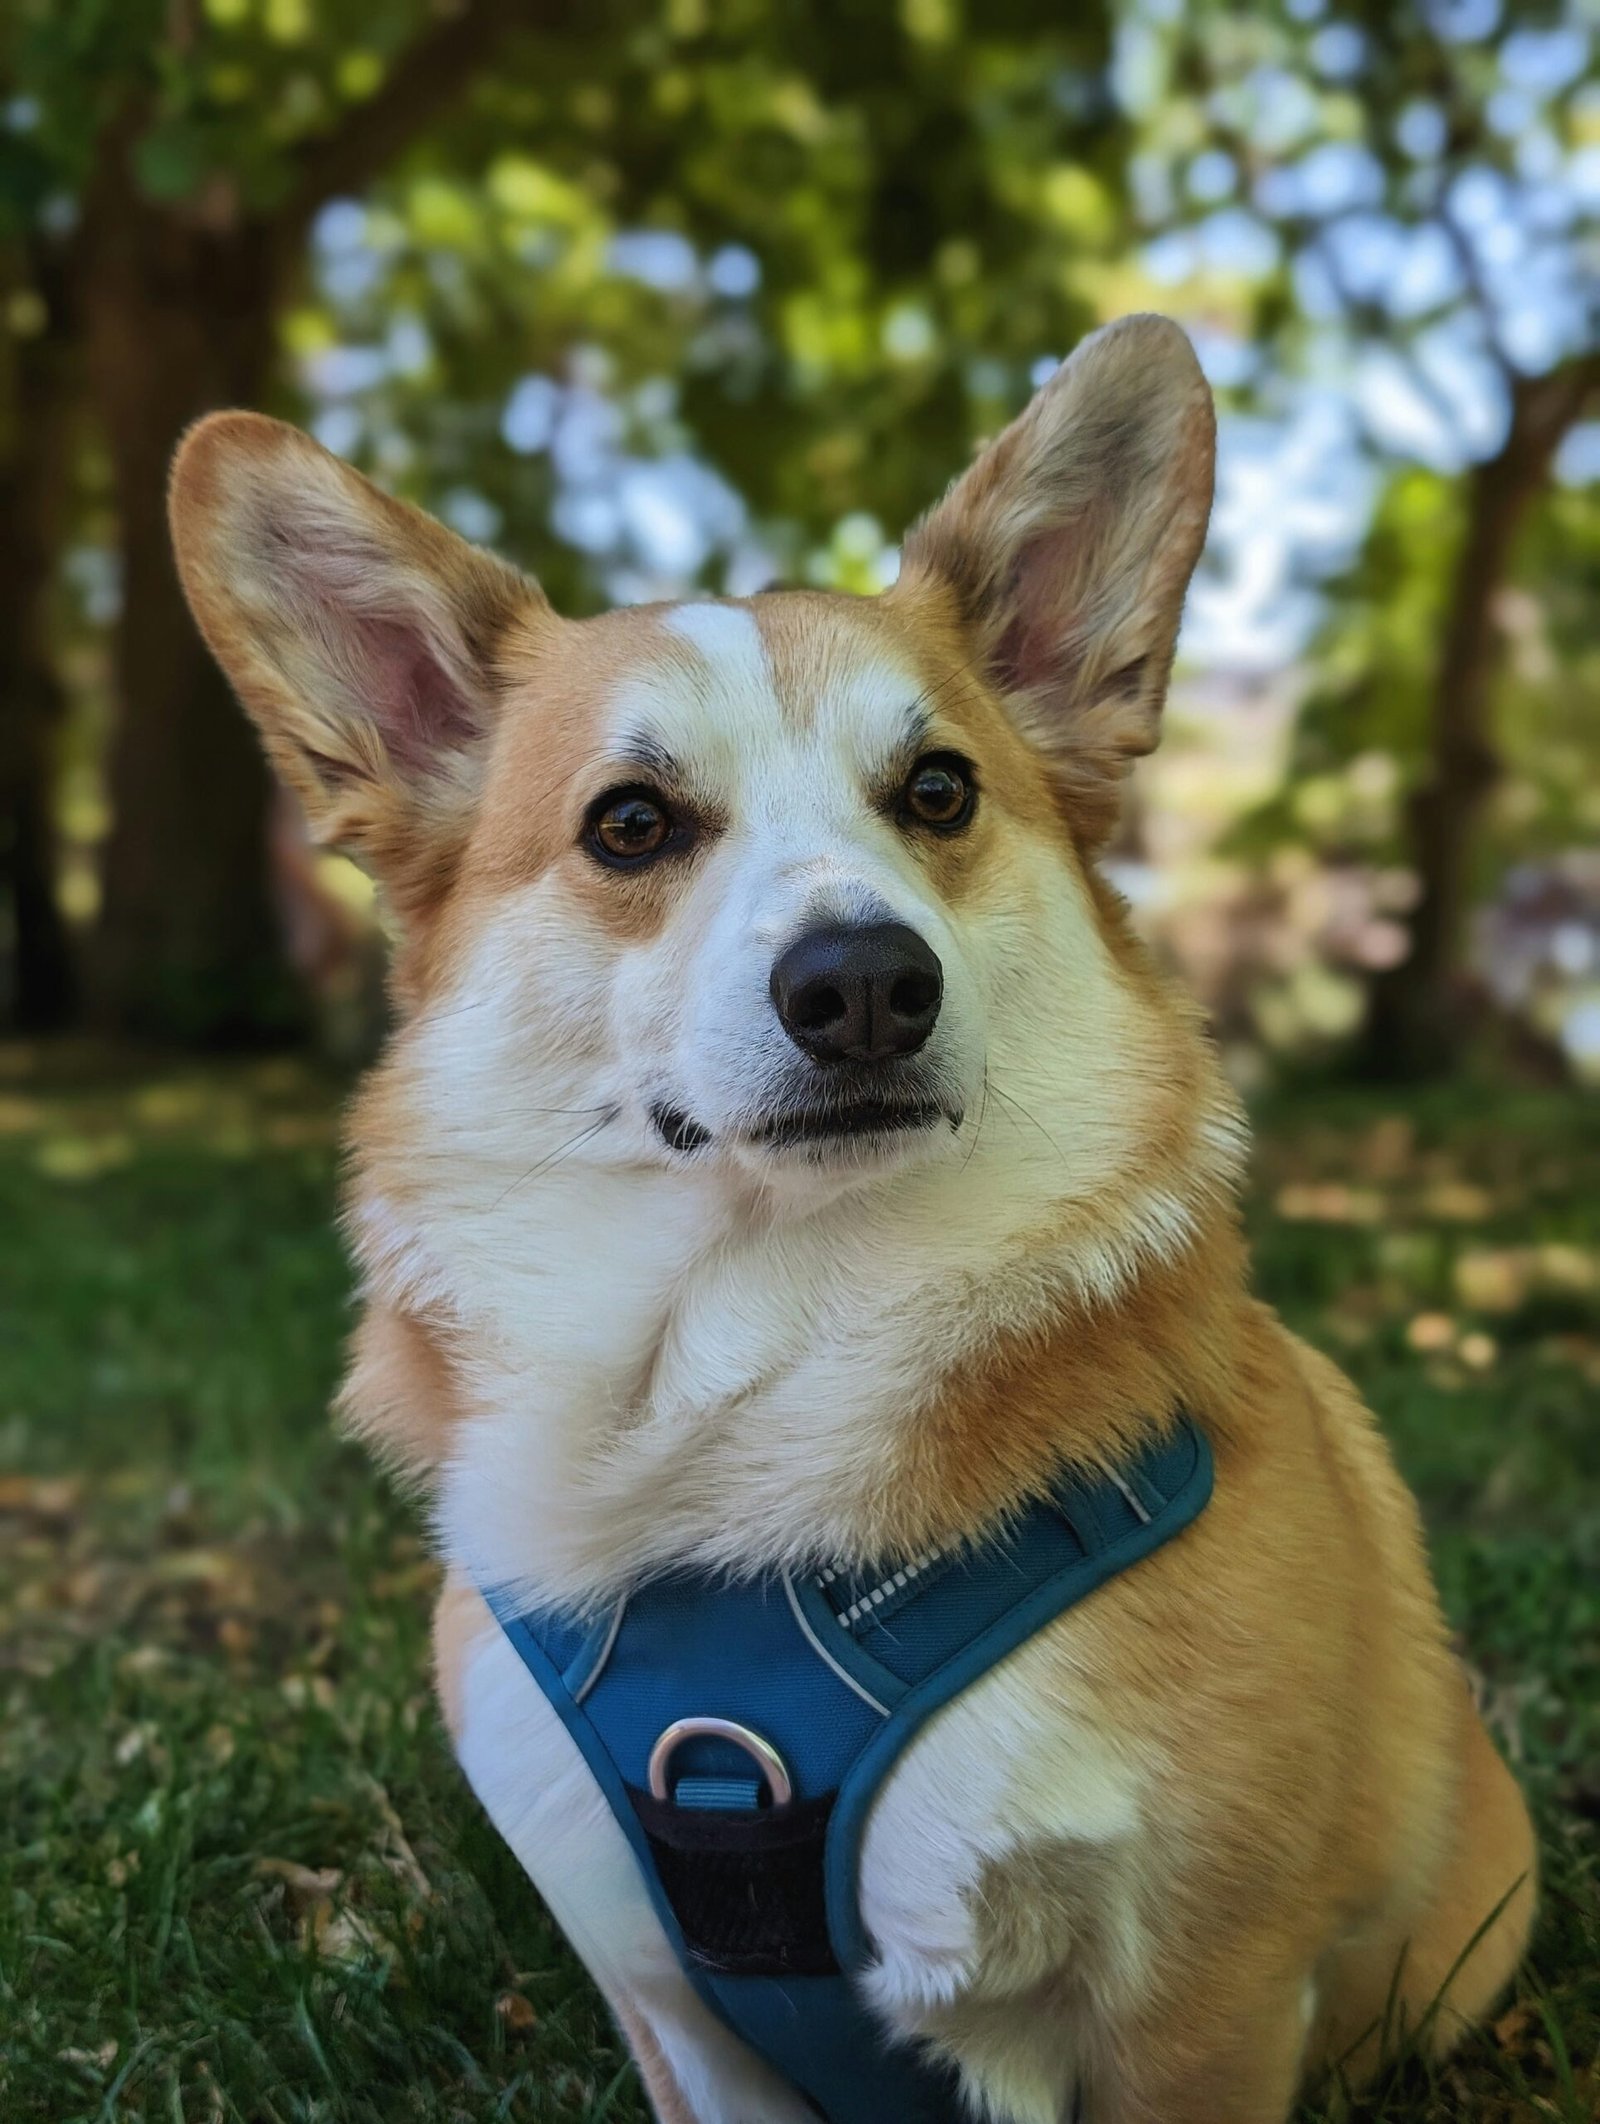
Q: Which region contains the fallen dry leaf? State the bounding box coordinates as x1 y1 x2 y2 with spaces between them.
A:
1421 1181 1493 1221
0 1475 82 1521
1491 2000 1536 2054
1407 1311 1456 1353
1458 1329 1497 1371
254 1855 344 1915
56 2041 118 2074
202 1723 237 1766
113 1723 155 1768
356 1771 434 1904
280 1672 336 1711
116 1644 171 1678
496 1990 539 2033
1455 1241 1600 1320
308 1903 391 1964
1454 1248 1530 1313
1273 1182 1384 1225
188 2062 225 2124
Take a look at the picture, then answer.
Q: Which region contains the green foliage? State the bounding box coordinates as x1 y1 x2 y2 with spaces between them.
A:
1221 470 1460 870
2 0 1595 1060
1225 464 1600 897
1509 478 1600 853
1122 0 1600 916
276 4 1130 597
1121 0 1597 376
3 0 1130 591
2 0 444 225
0 1059 1596 2121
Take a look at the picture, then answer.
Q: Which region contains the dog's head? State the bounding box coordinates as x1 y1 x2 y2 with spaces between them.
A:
172 316 1218 1211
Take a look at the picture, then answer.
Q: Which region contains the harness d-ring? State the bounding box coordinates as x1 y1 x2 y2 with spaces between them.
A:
647 1717 794 1807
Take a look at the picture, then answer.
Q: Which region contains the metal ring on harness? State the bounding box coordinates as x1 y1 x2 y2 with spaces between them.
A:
647 1717 794 1807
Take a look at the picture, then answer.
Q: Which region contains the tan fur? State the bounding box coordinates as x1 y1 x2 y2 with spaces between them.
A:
172 314 1533 2124
419 1261 1534 2119
614 2006 697 2124
338 1300 468 1484
171 414 546 929
431 1564 489 1746
922 1320 1534 2118
466 609 720 946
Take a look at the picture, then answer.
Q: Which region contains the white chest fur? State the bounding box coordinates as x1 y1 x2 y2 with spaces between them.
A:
369 1118 1212 1615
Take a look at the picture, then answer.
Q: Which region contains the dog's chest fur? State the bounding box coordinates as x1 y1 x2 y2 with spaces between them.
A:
355 1059 1215 1612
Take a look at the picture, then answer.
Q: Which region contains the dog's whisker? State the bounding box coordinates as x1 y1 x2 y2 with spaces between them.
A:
492 1109 619 1206
987 1081 1068 1163
414 994 498 1030
958 1066 993 1175
497 1102 617 1120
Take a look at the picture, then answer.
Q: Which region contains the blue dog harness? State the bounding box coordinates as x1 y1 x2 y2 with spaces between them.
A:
492 1415 1212 2123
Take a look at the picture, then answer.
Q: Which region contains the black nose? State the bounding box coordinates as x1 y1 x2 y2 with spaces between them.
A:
770 921 943 1064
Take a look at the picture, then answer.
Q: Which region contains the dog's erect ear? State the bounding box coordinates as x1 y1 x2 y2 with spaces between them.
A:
170 413 542 900
897 314 1214 840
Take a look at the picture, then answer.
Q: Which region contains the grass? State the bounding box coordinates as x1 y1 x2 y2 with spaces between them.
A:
1 1046 1595 2123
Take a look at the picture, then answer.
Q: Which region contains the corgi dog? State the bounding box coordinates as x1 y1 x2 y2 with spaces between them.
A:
170 314 1533 2124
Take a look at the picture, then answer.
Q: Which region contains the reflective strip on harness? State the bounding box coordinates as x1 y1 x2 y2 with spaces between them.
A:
489 1413 1213 2124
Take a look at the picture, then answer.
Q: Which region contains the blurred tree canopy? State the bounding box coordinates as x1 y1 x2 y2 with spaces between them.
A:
1123 0 1599 1074
0 0 1595 1074
1 0 1123 1042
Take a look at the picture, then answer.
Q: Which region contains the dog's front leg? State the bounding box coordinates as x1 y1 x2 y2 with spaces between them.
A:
611 2001 697 2124
434 1575 820 2124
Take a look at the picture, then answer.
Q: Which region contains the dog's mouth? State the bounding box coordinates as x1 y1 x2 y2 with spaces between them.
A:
749 1099 954 1151
651 1104 713 1154
651 1097 960 1158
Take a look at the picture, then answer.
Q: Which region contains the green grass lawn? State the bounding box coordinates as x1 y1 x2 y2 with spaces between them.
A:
2 1048 1596 2123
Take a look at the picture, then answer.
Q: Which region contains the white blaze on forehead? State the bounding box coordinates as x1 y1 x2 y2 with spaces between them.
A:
649 598 926 791
805 646 927 765
608 601 781 782
662 599 772 692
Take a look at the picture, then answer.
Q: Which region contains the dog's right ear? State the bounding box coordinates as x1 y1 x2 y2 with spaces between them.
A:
170 413 544 907
896 315 1213 846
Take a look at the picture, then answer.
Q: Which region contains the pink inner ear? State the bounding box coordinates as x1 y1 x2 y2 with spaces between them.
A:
991 521 1086 701
349 612 481 776
264 506 486 780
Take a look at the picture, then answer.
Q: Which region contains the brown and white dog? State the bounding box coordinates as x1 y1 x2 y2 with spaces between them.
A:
171 315 1534 2124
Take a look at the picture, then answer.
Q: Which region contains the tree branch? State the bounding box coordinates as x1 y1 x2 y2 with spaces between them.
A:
1507 350 1600 471
1435 200 1517 382
272 0 541 252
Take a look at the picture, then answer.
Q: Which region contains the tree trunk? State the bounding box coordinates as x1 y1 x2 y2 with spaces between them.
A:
1361 362 1598 1079
74 0 531 1045
0 249 79 1030
81 194 303 1044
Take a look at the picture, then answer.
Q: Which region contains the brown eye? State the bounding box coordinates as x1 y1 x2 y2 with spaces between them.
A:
900 753 975 832
589 789 673 865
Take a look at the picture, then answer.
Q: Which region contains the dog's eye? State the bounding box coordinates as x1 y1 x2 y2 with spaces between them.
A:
899 753 976 833
588 789 674 865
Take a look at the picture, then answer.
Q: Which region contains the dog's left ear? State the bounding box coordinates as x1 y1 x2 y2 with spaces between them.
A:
170 412 543 917
897 314 1214 840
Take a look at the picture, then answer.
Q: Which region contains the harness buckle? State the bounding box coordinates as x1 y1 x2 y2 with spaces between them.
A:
647 1717 794 1809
